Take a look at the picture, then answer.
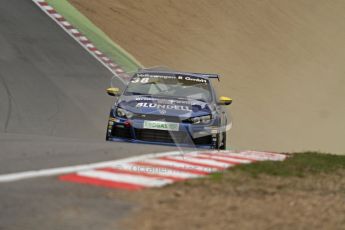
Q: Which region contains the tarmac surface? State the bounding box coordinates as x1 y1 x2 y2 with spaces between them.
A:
0 0 175 229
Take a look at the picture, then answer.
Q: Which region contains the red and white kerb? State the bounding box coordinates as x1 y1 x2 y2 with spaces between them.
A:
60 150 287 191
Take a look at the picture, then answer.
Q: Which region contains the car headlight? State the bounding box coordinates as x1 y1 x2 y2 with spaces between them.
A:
116 107 134 119
189 115 212 124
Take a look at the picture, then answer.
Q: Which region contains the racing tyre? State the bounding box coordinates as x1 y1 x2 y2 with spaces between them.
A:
105 129 110 141
216 132 226 150
220 132 226 150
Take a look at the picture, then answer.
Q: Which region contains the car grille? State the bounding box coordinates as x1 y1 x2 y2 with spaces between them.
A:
111 126 131 139
134 128 212 145
135 129 190 143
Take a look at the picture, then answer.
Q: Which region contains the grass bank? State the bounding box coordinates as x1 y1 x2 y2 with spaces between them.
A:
223 152 345 177
211 152 345 180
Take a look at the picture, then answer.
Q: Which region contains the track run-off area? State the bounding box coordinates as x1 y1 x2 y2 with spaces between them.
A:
0 0 286 229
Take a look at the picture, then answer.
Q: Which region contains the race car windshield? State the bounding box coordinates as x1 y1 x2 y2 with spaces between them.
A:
124 74 212 102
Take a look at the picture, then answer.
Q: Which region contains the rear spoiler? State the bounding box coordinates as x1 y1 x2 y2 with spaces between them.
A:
138 68 220 81
197 73 220 81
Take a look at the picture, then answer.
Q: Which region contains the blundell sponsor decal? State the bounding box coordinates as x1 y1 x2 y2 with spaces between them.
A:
136 103 192 111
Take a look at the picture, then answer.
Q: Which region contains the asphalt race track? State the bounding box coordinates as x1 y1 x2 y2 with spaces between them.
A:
0 0 175 229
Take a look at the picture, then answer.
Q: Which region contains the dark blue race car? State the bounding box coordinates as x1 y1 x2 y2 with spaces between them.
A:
105 69 232 149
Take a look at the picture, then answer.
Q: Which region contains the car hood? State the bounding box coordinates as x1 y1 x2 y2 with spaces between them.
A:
117 95 213 118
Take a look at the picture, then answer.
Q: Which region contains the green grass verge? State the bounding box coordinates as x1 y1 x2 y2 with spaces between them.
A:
210 152 345 179
45 0 143 73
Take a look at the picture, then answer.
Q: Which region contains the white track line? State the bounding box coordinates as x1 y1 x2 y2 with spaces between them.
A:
78 170 172 187
0 151 182 183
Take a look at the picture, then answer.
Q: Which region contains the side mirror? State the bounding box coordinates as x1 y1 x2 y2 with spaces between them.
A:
106 87 121 97
218 96 232 105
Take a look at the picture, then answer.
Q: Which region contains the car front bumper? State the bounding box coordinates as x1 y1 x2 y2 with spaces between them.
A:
106 117 220 149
